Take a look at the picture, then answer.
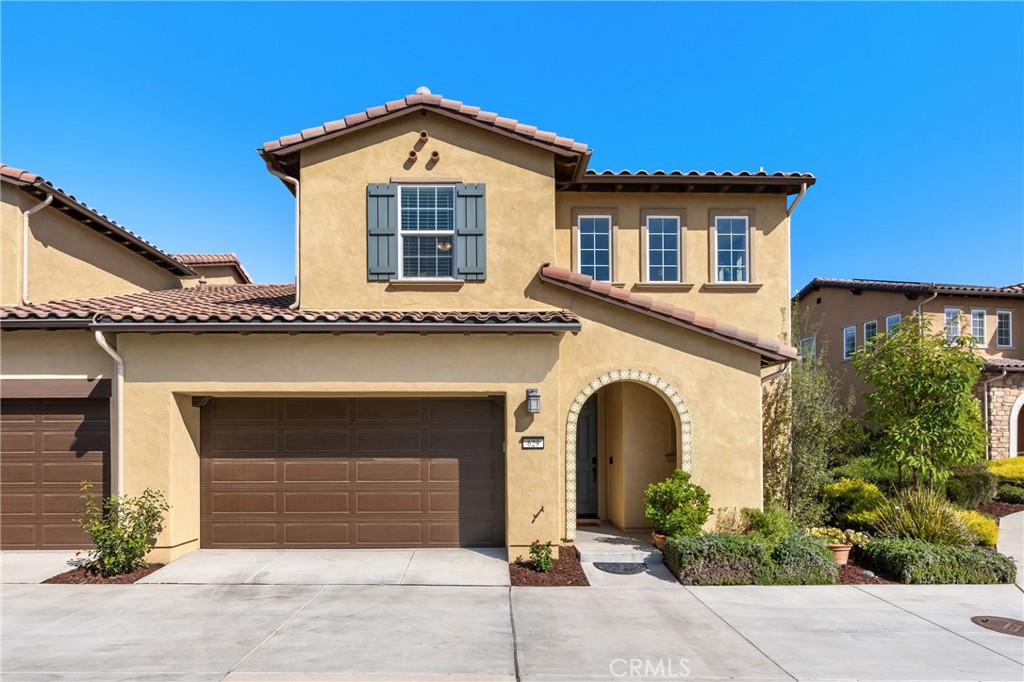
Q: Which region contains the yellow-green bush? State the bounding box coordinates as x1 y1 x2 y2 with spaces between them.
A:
988 458 1024 484
957 510 999 547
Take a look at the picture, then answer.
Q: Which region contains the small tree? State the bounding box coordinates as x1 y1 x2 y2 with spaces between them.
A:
852 314 986 488
78 483 170 577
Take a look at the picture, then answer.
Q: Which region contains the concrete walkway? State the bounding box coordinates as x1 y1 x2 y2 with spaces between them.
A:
997 510 1024 587
0 551 79 584
3 581 1021 681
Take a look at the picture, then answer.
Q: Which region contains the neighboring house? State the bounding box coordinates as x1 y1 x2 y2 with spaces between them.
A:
172 253 253 286
795 277 1024 459
1 89 812 560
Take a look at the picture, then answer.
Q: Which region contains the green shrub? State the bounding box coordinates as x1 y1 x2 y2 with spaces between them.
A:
996 483 1024 504
663 533 775 586
644 469 711 538
78 483 169 577
821 477 885 528
869 487 975 546
741 506 795 549
860 538 1016 584
807 527 871 547
771 532 838 585
831 456 900 490
988 458 1024 484
956 510 999 547
944 463 998 508
528 539 553 572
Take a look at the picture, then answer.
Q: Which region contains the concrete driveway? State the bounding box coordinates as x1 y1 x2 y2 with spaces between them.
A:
3 580 1021 681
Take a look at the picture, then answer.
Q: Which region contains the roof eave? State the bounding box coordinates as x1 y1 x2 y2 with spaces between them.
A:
90 320 582 334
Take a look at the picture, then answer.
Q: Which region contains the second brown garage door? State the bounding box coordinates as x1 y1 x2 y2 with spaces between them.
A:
200 397 505 548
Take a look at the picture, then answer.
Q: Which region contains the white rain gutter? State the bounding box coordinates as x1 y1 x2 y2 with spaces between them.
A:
93 331 124 496
761 362 790 384
917 288 939 318
786 182 807 217
266 162 301 309
982 370 1007 460
21 193 53 305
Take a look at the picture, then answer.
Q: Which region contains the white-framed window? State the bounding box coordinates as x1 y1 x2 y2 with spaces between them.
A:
997 310 1013 347
944 308 962 344
398 185 455 279
885 313 902 334
864 320 879 345
971 309 987 346
799 336 816 363
843 325 856 360
645 216 680 282
714 216 749 283
577 215 613 282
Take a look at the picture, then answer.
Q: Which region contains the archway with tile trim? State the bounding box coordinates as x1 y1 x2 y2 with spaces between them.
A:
564 369 692 541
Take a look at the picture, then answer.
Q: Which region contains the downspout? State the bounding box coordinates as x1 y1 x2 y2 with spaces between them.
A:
786 182 807 217
265 162 301 309
982 370 1007 460
761 361 791 383
21 193 53 305
916 288 939 319
93 330 124 496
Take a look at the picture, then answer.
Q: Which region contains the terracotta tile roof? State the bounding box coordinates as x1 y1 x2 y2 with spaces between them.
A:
0 163 195 277
260 90 590 157
584 169 815 180
170 253 253 284
794 277 1024 301
0 284 580 333
538 264 797 363
985 357 1024 372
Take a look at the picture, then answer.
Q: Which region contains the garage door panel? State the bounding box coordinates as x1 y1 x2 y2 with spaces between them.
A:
200 397 504 548
210 398 279 422
211 430 278 453
1 398 110 549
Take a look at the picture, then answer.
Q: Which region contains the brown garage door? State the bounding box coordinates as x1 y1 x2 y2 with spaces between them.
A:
200 397 505 548
0 398 110 549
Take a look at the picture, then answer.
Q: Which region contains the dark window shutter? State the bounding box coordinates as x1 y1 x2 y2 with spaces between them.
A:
367 183 398 281
455 183 486 281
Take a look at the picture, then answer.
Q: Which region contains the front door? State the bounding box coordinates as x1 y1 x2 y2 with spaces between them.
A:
576 395 598 517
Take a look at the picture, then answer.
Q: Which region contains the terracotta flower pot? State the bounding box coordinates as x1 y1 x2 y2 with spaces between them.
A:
828 543 853 565
652 531 668 551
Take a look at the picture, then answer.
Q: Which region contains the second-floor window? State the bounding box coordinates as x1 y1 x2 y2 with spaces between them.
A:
646 216 680 282
578 215 612 282
399 185 455 278
715 216 749 283
864 320 878 345
885 313 902 334
971 309 987 345
843 325 856 360
997 310 1013 347
944 308 962 344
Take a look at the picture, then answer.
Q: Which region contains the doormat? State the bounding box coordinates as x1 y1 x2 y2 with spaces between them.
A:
592 562 646 575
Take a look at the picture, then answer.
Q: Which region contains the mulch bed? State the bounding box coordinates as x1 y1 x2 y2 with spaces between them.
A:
42 563 165 585
837 555 898 585
509 546 589 587
975 500 1024 519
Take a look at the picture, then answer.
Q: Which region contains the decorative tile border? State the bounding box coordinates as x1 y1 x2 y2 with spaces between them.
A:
564 369 692 541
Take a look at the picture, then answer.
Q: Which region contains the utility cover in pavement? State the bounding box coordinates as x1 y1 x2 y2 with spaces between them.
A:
593 562 646 575
971 616 1024 637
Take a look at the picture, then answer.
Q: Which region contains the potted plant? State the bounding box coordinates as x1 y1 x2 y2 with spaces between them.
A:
807 527 868 565
643 469 711 550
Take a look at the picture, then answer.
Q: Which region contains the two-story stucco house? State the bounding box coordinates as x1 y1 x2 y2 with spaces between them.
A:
1 90 811 560
795 277 1024 459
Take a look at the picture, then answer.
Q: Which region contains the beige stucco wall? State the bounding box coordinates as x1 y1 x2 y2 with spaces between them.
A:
556 192 792 341
0 330 115 378
1 184 182 305
298 112 557 310
181 265 248 286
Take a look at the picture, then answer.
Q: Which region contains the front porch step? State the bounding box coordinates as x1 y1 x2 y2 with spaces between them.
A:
573 524 664 564
578 547 663 564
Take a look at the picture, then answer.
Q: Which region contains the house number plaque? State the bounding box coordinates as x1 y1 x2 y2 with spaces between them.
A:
520 436 545 450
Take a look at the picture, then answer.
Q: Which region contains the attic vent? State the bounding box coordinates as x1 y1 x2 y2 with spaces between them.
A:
415 86 431 95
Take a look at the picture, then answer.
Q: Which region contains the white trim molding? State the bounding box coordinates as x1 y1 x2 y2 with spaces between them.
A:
1010 391 1024 459
563 369 693 541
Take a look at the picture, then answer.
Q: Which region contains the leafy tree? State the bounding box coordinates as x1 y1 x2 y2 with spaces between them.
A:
852 314 986 488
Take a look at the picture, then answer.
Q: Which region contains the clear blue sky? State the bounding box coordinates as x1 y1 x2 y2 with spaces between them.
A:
3 2 1022 290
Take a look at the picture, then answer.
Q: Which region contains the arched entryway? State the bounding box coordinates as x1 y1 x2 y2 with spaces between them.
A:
564 369 692 541
1010 390 1024 458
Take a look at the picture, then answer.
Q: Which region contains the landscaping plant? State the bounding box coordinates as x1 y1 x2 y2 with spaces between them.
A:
852 315 987 487
944 463 998 509
662 534 776 586
77 482 169 577
996 483 1024 504
830 456 900 491
643 469 711 537
821 477 885 528
741 506 795 549
770 532 839 585
807 527 870 547
861 538 1016 584
868 487 975 546
988 458 1024 484
529 539 554 573
955 510 999 547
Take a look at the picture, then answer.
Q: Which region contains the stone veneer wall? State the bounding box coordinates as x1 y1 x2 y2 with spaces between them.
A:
977 371 1024 459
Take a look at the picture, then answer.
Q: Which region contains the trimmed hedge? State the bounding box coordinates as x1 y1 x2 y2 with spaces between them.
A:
996 483 1024 504
944 463 998 509
663 534 775 586
771 532 839 585
860 538 1016 585
663 532 838 586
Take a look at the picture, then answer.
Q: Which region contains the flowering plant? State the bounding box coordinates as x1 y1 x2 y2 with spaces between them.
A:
807 527 869 547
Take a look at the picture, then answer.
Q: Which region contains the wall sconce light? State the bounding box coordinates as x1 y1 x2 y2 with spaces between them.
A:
526 388 541 414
